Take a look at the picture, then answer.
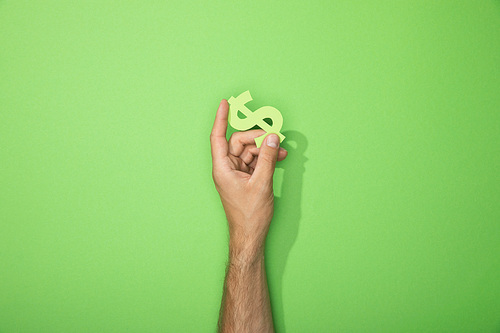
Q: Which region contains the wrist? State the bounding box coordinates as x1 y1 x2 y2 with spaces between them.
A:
229 238 265 267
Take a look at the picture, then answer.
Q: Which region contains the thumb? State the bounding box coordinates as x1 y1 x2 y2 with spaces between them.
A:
252 134 280 183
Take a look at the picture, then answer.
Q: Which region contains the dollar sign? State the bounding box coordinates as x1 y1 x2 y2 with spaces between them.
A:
228 90 286 148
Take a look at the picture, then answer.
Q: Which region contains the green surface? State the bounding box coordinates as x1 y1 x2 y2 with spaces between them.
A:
1 1 499 332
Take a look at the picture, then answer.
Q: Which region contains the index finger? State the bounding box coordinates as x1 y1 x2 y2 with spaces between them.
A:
210 99 229 161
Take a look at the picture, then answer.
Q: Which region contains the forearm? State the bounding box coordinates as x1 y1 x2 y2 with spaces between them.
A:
218 243 274 333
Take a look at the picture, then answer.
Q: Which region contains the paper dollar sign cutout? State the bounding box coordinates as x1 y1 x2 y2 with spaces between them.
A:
228 90 286 148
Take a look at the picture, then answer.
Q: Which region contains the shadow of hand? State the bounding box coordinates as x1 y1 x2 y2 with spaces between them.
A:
266 130 308 332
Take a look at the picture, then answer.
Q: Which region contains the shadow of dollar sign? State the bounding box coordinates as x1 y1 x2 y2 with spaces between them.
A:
228 90 286 148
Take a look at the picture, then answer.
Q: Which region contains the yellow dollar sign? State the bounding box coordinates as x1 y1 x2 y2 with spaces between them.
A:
228 90 286 148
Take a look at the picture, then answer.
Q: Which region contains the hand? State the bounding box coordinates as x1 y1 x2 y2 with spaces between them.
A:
210 99 287 260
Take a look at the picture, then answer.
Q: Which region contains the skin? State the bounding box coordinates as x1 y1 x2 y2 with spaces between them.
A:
210 99 288 333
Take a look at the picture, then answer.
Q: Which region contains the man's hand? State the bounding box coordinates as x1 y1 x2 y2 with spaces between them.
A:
211 99 287 261
211 99 286 333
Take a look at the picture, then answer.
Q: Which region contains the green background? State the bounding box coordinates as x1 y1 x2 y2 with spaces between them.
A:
1 1 499 332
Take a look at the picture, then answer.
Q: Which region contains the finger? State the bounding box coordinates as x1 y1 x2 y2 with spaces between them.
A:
238 144 287 166
240 145 260 165
228 129 266 156
228 154 251 173
210 99 229 161
249 156 258 169
239 161 251 173
277 147 288 161
247 146 287 168
244 147 288 165
251 134 280 183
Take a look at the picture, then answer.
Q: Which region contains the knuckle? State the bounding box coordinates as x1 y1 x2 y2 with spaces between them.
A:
228 133 240 145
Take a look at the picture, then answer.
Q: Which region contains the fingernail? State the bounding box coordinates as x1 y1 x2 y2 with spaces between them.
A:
267 134 279 148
